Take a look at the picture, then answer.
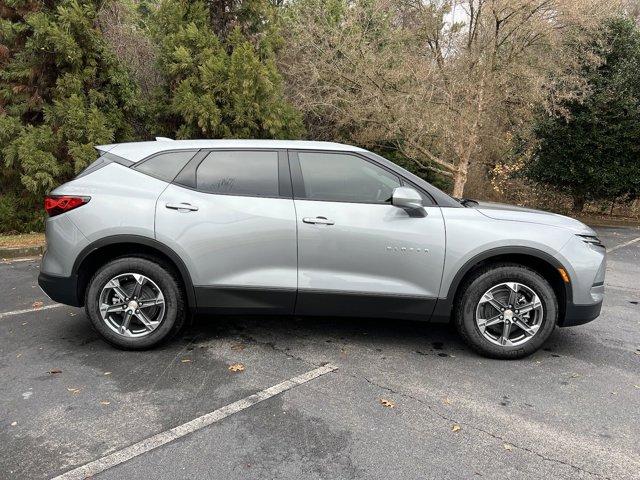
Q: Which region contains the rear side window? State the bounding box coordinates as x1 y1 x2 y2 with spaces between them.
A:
297 152 401 204
135 151 196 182
196 151 279 197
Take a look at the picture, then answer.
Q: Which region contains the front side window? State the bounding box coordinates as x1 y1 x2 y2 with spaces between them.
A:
297 152 401 204
196 150 279 197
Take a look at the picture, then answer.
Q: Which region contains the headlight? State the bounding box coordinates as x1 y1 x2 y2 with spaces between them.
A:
576 234 605 249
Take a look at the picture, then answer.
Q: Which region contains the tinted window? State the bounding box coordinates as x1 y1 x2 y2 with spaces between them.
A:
135 151 196 182
402 180 434 206
298 152 401 204
196 151 279 196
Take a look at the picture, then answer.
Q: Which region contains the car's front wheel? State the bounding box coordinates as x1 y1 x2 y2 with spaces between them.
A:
85 256 185 349
454 263 558 359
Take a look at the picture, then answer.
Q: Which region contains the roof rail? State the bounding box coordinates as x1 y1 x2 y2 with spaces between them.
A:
155 137 174 141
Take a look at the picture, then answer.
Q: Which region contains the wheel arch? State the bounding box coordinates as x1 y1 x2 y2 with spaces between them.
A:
73 235 196 309
432 246 571 323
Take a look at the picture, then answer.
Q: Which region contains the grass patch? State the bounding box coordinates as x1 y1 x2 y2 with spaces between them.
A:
0 233 45 249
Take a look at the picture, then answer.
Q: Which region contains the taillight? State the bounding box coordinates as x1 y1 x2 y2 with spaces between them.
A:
44 195 90 217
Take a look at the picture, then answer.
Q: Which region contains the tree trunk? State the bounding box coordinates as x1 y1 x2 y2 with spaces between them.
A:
572 194 586 213
452 169 467 198
452 73 485 199
210 0 230 40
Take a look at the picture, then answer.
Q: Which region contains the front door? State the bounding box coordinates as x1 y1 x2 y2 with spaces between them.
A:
155 149 297 314
290 150 446 320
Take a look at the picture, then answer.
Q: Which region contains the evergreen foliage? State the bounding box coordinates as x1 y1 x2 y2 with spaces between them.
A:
0 0 141 231
0 0 303 232
526 18 640 212
150 0 304 139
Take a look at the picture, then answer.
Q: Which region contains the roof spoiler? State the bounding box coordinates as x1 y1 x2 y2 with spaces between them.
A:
155 137 174 141
95 144 116 154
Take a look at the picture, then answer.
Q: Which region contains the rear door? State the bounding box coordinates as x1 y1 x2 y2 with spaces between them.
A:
290 150 446 320
155 149 297 314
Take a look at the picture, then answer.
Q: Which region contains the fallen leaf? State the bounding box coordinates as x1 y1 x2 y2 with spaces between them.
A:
48 369 62 375
228 363 245 372
11 421 17 426
451 424 461 432
503 443 513 451
32 301 43 309
380 398 395 408
181 358 192 363
100 401 111 405
443 397 452 405
104 372 112 376
230 343 245 351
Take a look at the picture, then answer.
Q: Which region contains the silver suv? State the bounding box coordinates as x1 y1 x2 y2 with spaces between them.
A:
38 139 606 358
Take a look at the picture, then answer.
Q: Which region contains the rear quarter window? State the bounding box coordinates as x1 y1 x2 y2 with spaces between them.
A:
134 150 197 182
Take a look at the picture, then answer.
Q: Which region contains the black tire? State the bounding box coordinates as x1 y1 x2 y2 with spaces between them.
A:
85 256 186 350
454 263 557 359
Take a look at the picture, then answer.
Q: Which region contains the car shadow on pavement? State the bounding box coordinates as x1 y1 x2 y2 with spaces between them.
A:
188 314 467 360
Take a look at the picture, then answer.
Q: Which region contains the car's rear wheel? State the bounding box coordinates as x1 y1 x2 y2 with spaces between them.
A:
454 263 558 359
85 256 185 349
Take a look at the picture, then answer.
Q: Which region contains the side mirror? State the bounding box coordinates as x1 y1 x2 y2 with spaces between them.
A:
392 187 423 211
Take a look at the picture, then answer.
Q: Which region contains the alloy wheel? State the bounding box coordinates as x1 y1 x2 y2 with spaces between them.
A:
474 282 544 347
99 273 165 338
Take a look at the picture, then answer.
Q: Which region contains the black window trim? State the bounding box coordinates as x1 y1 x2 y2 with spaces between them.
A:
288 149 436 206
171 148 292 200
132 148 200 183
133 146 440 205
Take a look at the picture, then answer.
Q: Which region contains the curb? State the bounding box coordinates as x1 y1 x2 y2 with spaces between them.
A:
0 245 45 260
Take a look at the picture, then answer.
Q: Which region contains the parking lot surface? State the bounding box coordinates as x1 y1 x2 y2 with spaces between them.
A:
1 226 639 480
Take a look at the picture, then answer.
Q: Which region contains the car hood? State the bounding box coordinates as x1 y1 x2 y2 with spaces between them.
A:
473 201 596 235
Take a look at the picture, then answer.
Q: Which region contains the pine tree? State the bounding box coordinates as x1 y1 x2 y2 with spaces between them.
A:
151 0 303 139
0 0 141 231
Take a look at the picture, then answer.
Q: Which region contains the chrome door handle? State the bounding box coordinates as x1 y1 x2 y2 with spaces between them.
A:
166 202 199 212
303 216 334 225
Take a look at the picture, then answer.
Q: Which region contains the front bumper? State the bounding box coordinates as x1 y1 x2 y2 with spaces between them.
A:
559 298 603 327
38 272 83 307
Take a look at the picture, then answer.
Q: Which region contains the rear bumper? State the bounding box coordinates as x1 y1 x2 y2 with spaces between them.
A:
559 299 602 327
38 272 82 307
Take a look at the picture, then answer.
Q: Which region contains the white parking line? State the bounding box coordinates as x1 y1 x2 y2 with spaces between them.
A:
607 236 640 253
0 303 63 320
51 363 338 480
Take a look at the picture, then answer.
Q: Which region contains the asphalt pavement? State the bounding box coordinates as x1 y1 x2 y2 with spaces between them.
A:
1 226 639 480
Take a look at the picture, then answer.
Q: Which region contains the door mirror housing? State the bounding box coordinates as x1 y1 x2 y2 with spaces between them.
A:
392 187 423 211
